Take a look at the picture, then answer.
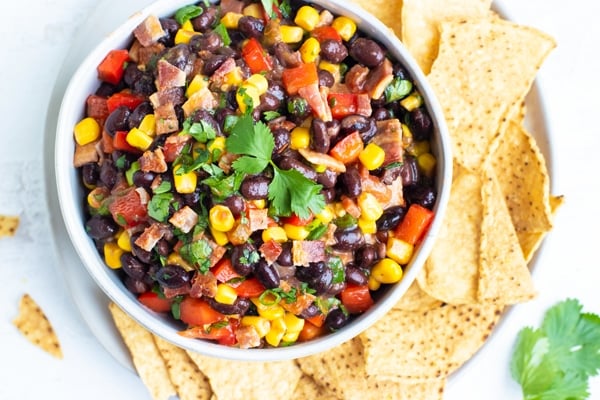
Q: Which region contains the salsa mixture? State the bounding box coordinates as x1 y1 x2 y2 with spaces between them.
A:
73 0 438 348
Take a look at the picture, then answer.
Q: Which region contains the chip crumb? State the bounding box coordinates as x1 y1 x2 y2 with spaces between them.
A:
0 214 19 237
13 293 63 359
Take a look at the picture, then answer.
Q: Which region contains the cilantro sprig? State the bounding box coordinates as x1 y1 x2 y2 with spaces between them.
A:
226 114 325 219
510 298 600 400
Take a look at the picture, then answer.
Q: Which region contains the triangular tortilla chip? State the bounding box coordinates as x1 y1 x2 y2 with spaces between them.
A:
153 336 212 400
401 0 492 73
394 280 443 312
518 195 564 262
0 214 19 237
350 0 404 37
478 170 536 303
108 303 177 400
427 17 556 170
13 294 62 359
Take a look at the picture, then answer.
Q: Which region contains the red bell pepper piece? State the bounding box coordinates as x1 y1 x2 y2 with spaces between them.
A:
394 204 435 245
329 131 364 164
108 187 148 228
212 258 242 284
112 131 140 154
328 92 358 119
241 37 273 74
233 278 266 298
311 26 342 43
179 297 227 327
282 62 319 95
97 49 129 85
106 91 145 114
138 292 172 313
280 213 314 227
340 284 374 314
179 319 238 346
298 319 327 342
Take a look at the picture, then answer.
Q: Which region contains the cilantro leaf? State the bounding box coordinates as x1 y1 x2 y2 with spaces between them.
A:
384 77 412 103
227 117 274 160
213 23 231 46
179 239 212 274
148 193 173 222
511 299 600 400
174 5 203 25
232 155 270 175
270 168 325 219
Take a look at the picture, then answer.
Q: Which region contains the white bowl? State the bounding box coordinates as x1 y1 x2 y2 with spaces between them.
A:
55 0 452 361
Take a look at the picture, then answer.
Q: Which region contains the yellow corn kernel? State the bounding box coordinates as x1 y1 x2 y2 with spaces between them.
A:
417 152 437 177
237 84 261 114
248 199 266 209
371 257 403 284
262 226 288 243
208 136 226 158
358 217 377 234
221 12 243 29
181 19 195 32
386 237 414 265
318 60 341 83
315 205 335 224
357 192 383 222
359 142 386 170
245 74 269 96
368 274 381 291
400 92 423 112
331 16 357 41
173 165 197 194
117 230 132 252
126 127 154 151
87 187 109 209
209 204 235 232
242 3 263 18
283 312 305 333
290 127 310 150
174 29 198 45
294 5 320 31
186 74 209 97
282 330 301 343
138 114 156 136
411 140 431 157
222 66 244 88
210 225 230 246
74 117 101 145
257 302 286 321
265 317 287 347
215 283 238 305
334 202 347 217
104 242 124 269
280 25 304 43
283 223 310 240
299 37 321 64
241 316 271 338
166 252 194 271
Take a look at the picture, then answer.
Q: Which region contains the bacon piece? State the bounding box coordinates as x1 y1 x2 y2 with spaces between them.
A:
182 86 218 117
298 83 332 122
248 208 270 232
220 0 244 14
139 148 168 173
133 15 166 47
206 238 227 268
135 223 169 252
136 42 165 68
189 271 218 298
364 58 394 100
236 325 261 349
259 240 283 265
163 285 190 299
156 59 186 91
169 206 199 234
73 141 100 167
298 148 346 173
150 87 185 107
210 58 237 86
268 117 296 133
373 118 403 166
154 102 179 134
356 93 372 117
162 134 192 163
227 221 252 246
86 95 108 121
292 240 326 266
345 64 369 93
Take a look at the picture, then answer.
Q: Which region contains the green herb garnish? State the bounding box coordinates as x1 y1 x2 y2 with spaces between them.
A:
213 22 231 46
174 5 203 25
384 77 412 104
147 193 173 222
179 239 212 274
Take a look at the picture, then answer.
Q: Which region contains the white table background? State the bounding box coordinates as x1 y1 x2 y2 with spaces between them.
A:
1 0 599 399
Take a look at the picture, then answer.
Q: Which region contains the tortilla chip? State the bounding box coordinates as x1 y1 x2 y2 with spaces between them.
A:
401 0 492 73
350 0 403 37
153 336 212 400
427 17 556 170
297 337 446 400
108 303 177 400
360 303 503 380
13 294 62 359
394 280 443 312
292 374 331 400
417 166 482 304
0 214 19 237
186 351 301 400
518 195 564 262
478 169 536 303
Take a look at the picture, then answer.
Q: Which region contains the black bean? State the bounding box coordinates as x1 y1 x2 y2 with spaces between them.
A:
376 206 406 231
104 106 130 136
238 16 265 38
123 63 143 87
299 303 320 319
132 170 156 191
231 243 259 276
310 118 330 153
124 277 151 294
120 253 148 280
255 260 281 289
159 18 179 46
155 265 190 289
155 238 172 257
317 168 338 189
321 187 336 203
320 39 348 63
295 261 333 296
318 69 335 88
325 307 350 331
240 175 270 200
372 107 393 121
339 166 362 198
334 227 365 251
128 101 154 130
354 244 379 269
189 31 223 52
203 54 228 75
81 163 99 187
409 107 433 141
222 195 246 217
99 160 118 188
404 185 436 209
85 215 118 240
95 82 117 97
287 96 310 122
131 235 154 264
340 115 376 143
132 72 156 96
191 7 218 32
400 156 420 186
345 264 368 286
271 127 290 155
349 38 385 67
162 44 194 75
379 163 403 185
207 297 251 315
277 242 293 266
276 156 317 180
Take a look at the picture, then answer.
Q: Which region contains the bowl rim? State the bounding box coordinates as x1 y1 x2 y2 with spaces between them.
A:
55 0 452 362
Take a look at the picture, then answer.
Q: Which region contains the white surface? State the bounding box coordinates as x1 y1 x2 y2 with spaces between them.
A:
0 0 598 399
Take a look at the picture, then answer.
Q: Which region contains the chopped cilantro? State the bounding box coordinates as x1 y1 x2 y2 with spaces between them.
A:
115 154 127 170
183 119 217 143
328 256 345 284
306 220 328 240
202 171 244 201
263 111 281 121
148 193 174 222
239 248 260 265
385 77 413 104
171 296 183 320
174 5 203 25
179 239 213 274
213 23 231 46
153 180 172 194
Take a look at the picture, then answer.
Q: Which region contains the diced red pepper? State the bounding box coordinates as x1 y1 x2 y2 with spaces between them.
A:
212 258 241 283
282 62 319 95
328 92 358 119
101 130 115 153
394 204 435 245
340 284 374 314
280 213 314 227
108 187 148 228
241 37 273 74
311 26 342 43
233 278 266 298
138 292 172 313
305 313 325 328
329 131 364 164
298 319 327 342
112 130 140 154
179 297 227 327
106 91 145 114
178 318 238 345
97 49 129 85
